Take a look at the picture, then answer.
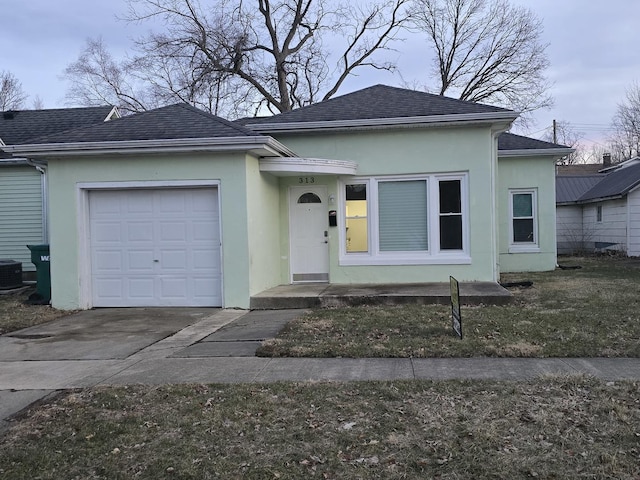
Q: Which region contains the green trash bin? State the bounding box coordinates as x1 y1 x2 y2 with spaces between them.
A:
27 244 51 303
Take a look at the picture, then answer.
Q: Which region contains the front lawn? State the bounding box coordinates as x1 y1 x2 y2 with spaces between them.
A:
258 256 640 358
2 378 640 479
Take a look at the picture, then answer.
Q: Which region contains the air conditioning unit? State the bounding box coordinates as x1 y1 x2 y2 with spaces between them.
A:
0 260 22 289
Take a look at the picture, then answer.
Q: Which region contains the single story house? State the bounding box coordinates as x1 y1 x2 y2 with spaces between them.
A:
556 157 640 255
0 107 118 276
1 85 572 310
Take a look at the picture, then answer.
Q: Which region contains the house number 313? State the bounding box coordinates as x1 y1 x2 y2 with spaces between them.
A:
298 177 315 184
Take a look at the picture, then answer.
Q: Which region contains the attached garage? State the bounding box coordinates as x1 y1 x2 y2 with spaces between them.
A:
88 187 222 307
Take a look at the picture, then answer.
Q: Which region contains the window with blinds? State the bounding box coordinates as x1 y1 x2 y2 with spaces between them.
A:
378 180 428 251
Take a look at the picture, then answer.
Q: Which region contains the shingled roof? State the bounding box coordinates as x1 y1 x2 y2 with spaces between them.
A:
0 106 115 145
498 132 570 152
23 103 260 144
578 163 640 202
243 84 513 126
557 162 640 204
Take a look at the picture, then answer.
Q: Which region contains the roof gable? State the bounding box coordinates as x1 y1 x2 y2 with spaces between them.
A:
26 103 260 144
0 106 116 145
578 162 640 202
243 84 513 126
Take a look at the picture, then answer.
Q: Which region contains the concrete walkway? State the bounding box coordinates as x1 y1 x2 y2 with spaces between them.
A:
3 308 640 432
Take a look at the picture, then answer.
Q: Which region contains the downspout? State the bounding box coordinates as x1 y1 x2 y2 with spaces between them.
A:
26 159 48 243
491 125 513 282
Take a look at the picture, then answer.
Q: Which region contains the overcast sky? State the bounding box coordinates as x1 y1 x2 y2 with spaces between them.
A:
2 0 640 148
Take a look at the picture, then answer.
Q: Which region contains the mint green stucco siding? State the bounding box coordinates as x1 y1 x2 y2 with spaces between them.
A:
46 152 276 310
497 156 557 272
272 126 500 283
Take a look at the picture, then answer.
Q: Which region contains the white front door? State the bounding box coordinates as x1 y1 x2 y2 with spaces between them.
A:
289 186 329 282
89 187 222 307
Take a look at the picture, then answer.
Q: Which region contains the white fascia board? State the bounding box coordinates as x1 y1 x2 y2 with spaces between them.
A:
3 136 297 158
498 148 575 158
246 111 520 133
260 157 358 176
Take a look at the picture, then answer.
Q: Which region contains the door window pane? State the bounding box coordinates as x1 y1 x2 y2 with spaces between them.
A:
378 180 428 251
346 184 368 252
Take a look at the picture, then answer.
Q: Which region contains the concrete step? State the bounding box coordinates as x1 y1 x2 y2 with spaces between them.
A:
250 282 512 310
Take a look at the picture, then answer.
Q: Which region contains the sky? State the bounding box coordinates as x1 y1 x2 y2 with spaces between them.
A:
2 0 640 150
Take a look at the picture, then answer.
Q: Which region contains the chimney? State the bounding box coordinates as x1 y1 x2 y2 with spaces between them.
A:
603 152 612 167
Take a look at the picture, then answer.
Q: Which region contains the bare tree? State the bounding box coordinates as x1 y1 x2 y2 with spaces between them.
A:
609 81 640 161
412 0 552 119
64 38 152 115
64 0 410 116
0 71 28 110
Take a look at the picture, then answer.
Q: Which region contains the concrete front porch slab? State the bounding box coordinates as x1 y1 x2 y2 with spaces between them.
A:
250 282 511 309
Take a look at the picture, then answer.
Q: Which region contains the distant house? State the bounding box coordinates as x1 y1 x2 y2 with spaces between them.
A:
2 85 572 310
0 107 118 276
556 157 640 255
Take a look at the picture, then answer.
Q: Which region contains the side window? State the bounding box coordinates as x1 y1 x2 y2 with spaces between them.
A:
596 205 603 222
510 190 537 246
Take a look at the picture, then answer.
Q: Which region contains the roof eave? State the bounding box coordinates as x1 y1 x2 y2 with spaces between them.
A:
578 194 625 204
2 136 297 158
246 112 519 133
499 148 575 158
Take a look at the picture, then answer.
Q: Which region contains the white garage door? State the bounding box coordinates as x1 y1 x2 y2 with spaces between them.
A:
89 188 222 307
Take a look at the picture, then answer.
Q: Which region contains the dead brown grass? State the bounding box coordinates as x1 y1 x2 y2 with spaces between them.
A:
0 289 69 335
1 378 639 479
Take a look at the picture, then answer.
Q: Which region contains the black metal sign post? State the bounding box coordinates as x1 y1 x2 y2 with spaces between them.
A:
450 276 462 339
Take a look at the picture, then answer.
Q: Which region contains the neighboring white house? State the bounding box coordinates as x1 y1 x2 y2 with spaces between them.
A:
556 157 640 256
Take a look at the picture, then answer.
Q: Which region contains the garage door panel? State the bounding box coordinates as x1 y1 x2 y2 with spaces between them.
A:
90 187 221 307
128 222 154 242
93 222 123 243
160 249 188 269
160 221 188 241
95 250 124 271
127 250 155 271
93 278 124 299
125 191 154 213
128 278 156 300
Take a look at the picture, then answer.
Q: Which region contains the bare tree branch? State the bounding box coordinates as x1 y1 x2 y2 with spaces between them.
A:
412 0 553 119
64 0 409 115
609 81 640 161
0 71 28 110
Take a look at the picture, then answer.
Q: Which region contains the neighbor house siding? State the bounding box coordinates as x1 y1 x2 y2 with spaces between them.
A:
584 199 627 252
627 187 640 256
556 205 584 254
0 165 44 271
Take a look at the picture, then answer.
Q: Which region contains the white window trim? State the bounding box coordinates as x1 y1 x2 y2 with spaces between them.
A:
596 204 603 223
339 173 470 266
509 188 539 253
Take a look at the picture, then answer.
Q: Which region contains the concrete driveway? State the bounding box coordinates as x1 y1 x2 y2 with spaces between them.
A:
0 308 218 361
